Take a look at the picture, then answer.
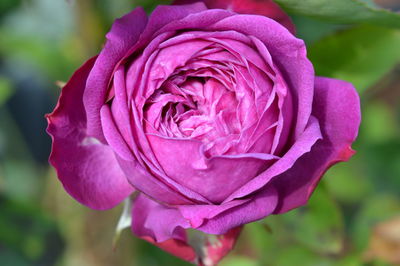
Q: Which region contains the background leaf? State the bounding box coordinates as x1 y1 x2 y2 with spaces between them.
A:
274 0 400 28
352 195 400 251
277 188 345 255
0 77 13 106
308 25 400 93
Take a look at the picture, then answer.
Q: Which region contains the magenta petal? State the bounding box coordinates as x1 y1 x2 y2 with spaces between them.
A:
208 14 314 140
116 155 195 205
46 57 134 210
273 77 361 213
140 237 197 263
110 66 136 151
143 3 208 40
225 116 321 202
131 194 242 264
194 185 278 234
100 105 134 161
83 8 148 142
178 198 250 228
173 0 296 34
132 194 190 243
123 3 210 77
203 227 242 265
147 135 273 203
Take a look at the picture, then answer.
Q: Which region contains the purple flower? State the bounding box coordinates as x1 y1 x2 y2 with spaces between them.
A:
47 1 360 264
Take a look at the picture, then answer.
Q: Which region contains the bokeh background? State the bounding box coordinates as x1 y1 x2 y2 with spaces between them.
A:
0 0 399 265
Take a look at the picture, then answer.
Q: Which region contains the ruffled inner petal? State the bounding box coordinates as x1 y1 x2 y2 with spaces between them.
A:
121 30 289 202
139 31 283 160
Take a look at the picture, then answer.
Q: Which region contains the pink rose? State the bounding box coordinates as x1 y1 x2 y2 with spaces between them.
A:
47 1 360 264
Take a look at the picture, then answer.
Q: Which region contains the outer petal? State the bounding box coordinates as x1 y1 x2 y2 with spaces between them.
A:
116 155 195 205
224 116 321 202
273 77 361 213
140 237 197 263
132 194 190 242
46 57 134 210
173 0 296 34
203 227 242 266
179 185 278 234
132 194 242 265
83 8 148 141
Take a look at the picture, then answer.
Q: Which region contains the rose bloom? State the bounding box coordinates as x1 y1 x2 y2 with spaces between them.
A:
47 0 360 264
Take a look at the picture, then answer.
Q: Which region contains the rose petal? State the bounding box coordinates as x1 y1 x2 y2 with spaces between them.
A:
126 3 212 102
127 9 235 106
203 226 242 265
173 0 296 34
192 185 278 234
273 77 361 213
84 8 148 142
147 135 275 203
100 105 134 161
100 66 137 161
109 66 136 152
132 194 242 264
140 236 197 263
46 57 134 210
116 155 195 205
132 194 190 242
208 14 314 141
139 3 208 43
224 116 322 202
178 198 250 228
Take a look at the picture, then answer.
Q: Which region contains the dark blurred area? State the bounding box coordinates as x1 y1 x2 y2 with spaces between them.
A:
375 0 400 11
0 0 399 266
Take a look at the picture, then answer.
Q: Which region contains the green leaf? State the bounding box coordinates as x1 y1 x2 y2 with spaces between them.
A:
308 25 400 93
274 246 333 266
324 163 372 204
335 255 364 266
220 256 258 266
0 195 63 265
277 188 345 255
352 194 400 251
243 222 277 262
274 0 400 28
0 0 22 18
361 101 399 143
0 77 13 106
360 140 400 195
291 15 345 45
133 0 171 13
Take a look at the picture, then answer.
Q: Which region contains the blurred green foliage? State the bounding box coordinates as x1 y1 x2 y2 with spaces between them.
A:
0 0 399 265
275 0 400 28
308 25 400 93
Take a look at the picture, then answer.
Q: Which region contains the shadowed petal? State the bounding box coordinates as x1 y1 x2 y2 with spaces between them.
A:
46 57 134 210
132 194 190 242
273 77 361 213
84 8 148 142
132 194 242 264
225 116 321 202
193 185 278 234
173 0 296 34
116 155 196 205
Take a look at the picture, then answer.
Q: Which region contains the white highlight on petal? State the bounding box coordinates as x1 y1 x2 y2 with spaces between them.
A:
81 136 102 146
